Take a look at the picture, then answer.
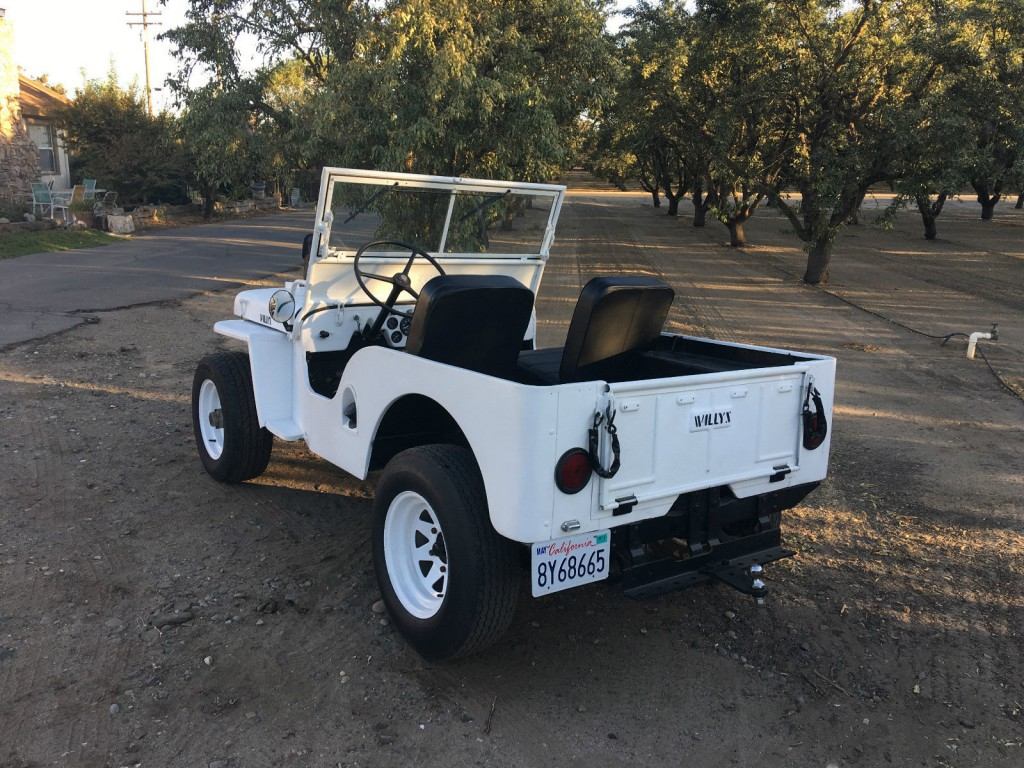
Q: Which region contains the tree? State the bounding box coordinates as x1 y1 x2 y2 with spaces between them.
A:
316 0 612 181
179 83 266 217
690 0 793 246
162 0 373 89
593 2 693 216
58 72 187 204
950 0 1024 220
768 0 937 283
168 0 611 185
874 0 971 240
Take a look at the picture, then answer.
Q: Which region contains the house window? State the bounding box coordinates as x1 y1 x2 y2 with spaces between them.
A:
26 121 59 174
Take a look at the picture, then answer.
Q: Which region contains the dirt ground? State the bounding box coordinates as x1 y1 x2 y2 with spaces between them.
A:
1 177 1022 768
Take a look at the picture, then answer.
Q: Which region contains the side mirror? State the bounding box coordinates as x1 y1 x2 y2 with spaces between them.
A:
268 289 296 325
301 232 314 267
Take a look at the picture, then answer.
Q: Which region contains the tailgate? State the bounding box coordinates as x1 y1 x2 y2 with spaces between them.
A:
597 370 808 512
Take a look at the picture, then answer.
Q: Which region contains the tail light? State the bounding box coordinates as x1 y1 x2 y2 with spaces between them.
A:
555 448 592 494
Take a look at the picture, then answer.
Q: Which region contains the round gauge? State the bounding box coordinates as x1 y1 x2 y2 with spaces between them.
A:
400 316 411 335
390 330 403 344
386 316 398 330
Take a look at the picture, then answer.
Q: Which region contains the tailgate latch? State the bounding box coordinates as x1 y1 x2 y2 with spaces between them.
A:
613 494 637 516
769 464 791 483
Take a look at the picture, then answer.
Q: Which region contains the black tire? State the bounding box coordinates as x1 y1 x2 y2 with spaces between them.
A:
373 445 520 660
191 351 273 483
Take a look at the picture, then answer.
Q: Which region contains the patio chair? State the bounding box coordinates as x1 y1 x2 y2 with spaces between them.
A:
48 184 81 225
82 179 98 201
31 182 53 218
93 191 120 229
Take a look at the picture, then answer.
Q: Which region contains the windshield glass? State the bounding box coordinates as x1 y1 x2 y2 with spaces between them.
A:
322 173 561 258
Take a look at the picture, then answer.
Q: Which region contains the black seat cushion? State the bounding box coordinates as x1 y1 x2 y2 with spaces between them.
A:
517 347 563 385
405 274 534 377
518 276 675 384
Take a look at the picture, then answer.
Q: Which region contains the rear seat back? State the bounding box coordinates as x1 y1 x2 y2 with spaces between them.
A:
518 276 675 384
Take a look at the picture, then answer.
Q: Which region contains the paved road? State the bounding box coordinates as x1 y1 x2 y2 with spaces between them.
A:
0 211 312 347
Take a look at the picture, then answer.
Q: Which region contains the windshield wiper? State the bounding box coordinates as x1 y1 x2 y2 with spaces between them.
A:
343 182 399 225
457 189 512 223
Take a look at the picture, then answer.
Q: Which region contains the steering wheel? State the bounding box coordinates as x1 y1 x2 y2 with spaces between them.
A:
353 240 446 341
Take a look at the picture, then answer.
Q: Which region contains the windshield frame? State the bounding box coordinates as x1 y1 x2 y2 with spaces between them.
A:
311 167 566 263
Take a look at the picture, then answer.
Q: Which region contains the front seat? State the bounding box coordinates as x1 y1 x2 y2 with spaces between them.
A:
518 276 675 384
405 274 535 378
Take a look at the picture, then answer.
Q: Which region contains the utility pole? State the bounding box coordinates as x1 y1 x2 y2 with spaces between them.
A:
126 0 162 115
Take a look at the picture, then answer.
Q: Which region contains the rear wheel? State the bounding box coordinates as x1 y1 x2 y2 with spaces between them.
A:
373 445 520 660
191 351 273 483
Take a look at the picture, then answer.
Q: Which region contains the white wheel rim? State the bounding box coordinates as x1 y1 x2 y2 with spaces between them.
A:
383 491 448 619
198 379 225 460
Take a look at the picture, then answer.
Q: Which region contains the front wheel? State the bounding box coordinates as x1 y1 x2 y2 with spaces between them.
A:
191 351 273 483
373 445 520 660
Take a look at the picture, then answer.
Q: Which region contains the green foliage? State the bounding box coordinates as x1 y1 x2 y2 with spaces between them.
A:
178 82 270 216
167 0 612 185
590 2 691 211
321 0 612 180
691 0 792 241
949 0 1024 213
758 0 939 280
58 73 188 205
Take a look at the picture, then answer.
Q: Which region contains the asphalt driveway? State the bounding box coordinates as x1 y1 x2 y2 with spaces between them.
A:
0 211 312 347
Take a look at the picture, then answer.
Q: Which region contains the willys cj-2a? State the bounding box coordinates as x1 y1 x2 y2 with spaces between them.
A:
191 168 835 660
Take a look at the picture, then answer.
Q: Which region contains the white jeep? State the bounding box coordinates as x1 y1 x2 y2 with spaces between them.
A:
191 168 836 660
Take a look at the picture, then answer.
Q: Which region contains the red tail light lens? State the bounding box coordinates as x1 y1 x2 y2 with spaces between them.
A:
555 448 592 494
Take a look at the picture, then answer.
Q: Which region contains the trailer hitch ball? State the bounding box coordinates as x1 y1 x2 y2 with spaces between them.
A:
750 564 767 606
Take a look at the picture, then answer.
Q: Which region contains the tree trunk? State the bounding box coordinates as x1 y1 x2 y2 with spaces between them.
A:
651 189 661 208
803 237 832 285
974 185 1001 220
922 213 937 240
1015 193 1023 209
847 189 867 225
691 181 713 227
915 194 937 240
727 218 746 247
666 194 680 216
202 187 216 219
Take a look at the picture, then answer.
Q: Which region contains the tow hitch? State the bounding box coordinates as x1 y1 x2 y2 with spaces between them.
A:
618 528 794 601
708 562 769 606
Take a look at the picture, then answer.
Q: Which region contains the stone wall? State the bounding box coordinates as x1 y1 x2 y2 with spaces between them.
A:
0 15 39 203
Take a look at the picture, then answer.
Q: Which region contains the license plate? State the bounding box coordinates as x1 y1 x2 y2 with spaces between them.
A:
531 530 610 597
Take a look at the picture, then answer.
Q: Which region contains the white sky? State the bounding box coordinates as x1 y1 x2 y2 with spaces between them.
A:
5 0 193 111
5 0 634 112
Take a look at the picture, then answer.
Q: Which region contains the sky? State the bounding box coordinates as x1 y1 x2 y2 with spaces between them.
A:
4 0 194 111
5 0 634 112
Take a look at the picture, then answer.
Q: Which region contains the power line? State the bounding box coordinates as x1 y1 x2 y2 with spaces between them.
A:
126 0 162 115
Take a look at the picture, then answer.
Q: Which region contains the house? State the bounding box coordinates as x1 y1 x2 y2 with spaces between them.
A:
0 7 71 201
18 75 72 190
